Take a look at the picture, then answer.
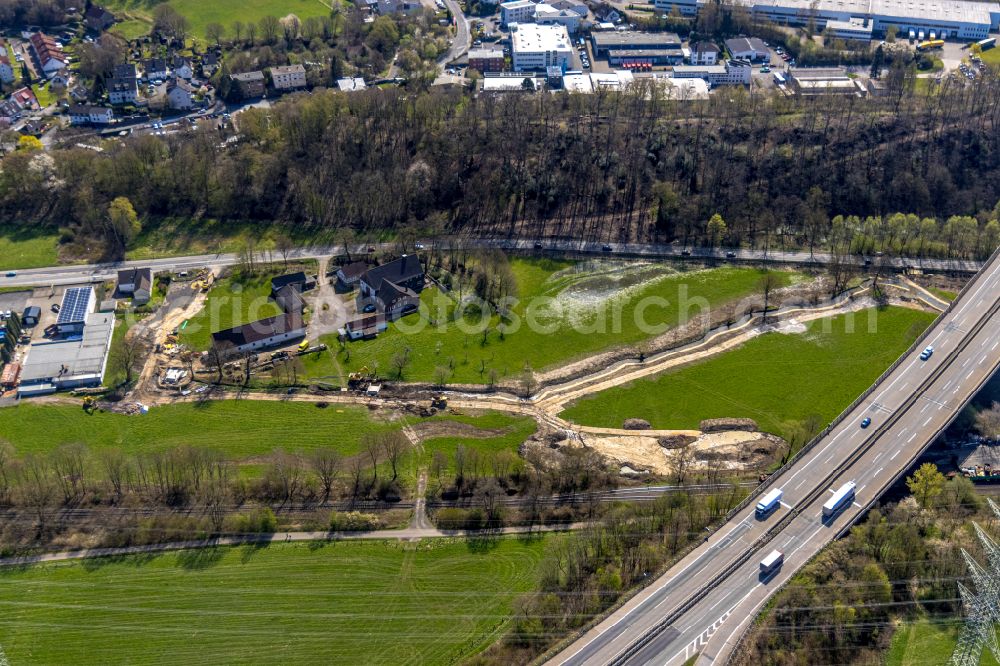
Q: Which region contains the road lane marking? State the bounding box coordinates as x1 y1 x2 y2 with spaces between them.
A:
907 433 917 443
890 449 901 460
874 467 883 476
923 416 933 427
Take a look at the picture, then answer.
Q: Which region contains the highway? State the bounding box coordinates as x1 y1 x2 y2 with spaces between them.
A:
551 247 1000 666
0 239 983 289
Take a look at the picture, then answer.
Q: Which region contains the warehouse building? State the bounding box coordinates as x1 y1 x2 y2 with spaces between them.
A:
787 67 866 95
18 311 114 396
511 23 573 71
654 0 1000 40
672 59 753 86
591 31 684 60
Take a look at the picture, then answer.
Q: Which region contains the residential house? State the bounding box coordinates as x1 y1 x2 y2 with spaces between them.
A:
29 32 67 76
270 64 307 91
144 58 168 81
201 52 220 75
336 77 366 92
358 255 424 319
0 56 14 84
172 56 193 80
107 63 138 105
211 312 306 354
69 85 89 102
85 5 116 32
0 100 19 126
166 78 194 109
468 48 505 73
231 71 265 98
69 104 114 125
689 41 720 65
49 69 71 87
724 37 769 61
375 0 422 13
270 272 314 315
10 87 38 111
117 267 153 304
344 313 388 340
335 261 369 288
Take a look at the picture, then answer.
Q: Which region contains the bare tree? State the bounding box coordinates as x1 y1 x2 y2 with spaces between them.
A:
757 271 780 327
205 22 225 46
117 330 146 385
310 447 342 501
101 447 130 500
391 350 411 379
275 234 294 268
380 431 408 482
206 341 236 384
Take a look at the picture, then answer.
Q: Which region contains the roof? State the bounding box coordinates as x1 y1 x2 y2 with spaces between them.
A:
271 272 307 292
592 31 683 48
336 77 367 91
549 0 586 9
361 255 423 290
501 0 537 8
511 23 572 53
172 55 191 67
167 79 194 94
118 267 152 291
231 71 265 82
70 104 112 115
112 63 136 79
11 87 37 107
691 41 721 53
347 313 386 331
338 261 369 279
271 64 306 75
23 306 41 318
375 278 418 305
789 67 851 81
211 312 304 349
29 32 66 68
144 57 167 71
275 284 305 313
724 37 768 53
468 48 505 59
747 0 1000 25
57 287 94 325
20 312 114 384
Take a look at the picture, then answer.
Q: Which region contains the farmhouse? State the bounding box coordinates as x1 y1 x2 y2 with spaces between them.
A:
344 314 389 340
358 255 424 319
211 312 306 354
336 261 369 287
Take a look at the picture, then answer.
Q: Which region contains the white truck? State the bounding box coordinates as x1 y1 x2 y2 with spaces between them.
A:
822 481 857 518
755 487 783 518
760 549 783 576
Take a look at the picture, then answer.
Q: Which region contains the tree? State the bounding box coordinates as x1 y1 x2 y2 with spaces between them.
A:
310 447 342 501
231 20 244 44
205 22 225 46
206 341 236 383
275 233 294 268
17 135 42 151
259 15 280 44
367 16 399 55
518 366 537 399
976 402 1000 439
906 463 945 509
106 196 140 255
380 431 408 482
870 44 885 79
391 349 411 379
116 329 146 385
707 213 727 249
757 271 780 325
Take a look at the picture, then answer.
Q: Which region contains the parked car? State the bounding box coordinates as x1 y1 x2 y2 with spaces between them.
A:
51 303 60 312
681 250 691 256
533 241 544 249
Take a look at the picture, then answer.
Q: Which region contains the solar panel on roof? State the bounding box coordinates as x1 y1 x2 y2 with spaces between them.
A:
57 287 93 324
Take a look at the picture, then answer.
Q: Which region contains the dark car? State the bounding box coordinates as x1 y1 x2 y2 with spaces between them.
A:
860 417 872 428
726 251 737 259
681 250 691 256
533 241 544 249
363 303 376 313
602 244 613 252
4 271 14 277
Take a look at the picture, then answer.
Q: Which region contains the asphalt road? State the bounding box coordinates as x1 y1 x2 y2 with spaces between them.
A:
440 0 471 67
0 239 983 289
551 248 1000 666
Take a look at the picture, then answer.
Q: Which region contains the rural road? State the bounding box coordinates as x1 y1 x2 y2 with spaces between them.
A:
550 247 1000 666
0 239 983 290
0 522 589 569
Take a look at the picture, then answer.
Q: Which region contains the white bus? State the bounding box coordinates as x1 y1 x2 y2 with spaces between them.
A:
755 488 783 518
760 549 783 576
822 481 857 518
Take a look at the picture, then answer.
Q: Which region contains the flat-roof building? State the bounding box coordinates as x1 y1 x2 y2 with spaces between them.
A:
501 0 537 25
18 312 114 396
672 59 753 86
787 67 865 95
510 23 573 72
591 31 683 56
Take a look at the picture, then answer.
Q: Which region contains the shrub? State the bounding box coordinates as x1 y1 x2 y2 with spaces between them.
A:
329 511 381 531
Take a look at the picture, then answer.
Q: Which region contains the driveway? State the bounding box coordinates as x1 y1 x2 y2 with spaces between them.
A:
305 257 353 341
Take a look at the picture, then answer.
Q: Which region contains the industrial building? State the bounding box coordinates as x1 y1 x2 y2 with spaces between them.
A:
501 0 537 25
654 0 1000 40
787 67 866 95
672 59 753 86
18 311 114 396
510 23 573 71
591 32 685 66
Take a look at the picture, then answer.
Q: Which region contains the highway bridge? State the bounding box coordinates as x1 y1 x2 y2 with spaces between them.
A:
551 246 1000 666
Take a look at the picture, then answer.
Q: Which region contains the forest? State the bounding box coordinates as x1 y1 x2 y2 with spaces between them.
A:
5 61 1000 258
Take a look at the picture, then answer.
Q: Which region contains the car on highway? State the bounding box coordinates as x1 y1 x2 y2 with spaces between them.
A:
533 241 544 249
4 271 14 277
919 345 934 360
681 250 691 256
726 251 737 258
601 244 613 252
860 417 872 428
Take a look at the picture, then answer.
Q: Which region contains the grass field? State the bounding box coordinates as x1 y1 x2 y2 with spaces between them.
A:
560 306 936 439
928 286 958 302
0 537 548 664
105 0 334 41
887 617 1000 666
0 231 60 270
323 260 798 385
0 401 534 476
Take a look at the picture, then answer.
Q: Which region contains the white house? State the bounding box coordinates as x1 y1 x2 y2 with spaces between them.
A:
689 41 720 65
29 32 67 76
510 23 573 72
144 58 168 81
533 3 582 32
107 63 138 105
270 64 307 90
501 0 537 25
211 312 306 354
117 267 152 304
69 105 115 125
